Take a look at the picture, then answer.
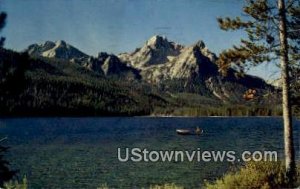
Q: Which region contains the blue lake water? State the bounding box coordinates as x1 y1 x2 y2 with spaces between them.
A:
0 117 299 188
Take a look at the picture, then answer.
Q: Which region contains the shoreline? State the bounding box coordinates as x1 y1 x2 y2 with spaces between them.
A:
0 115 297 119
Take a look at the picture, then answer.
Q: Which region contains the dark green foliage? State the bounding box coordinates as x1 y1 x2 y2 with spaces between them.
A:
206 161 300 189
0 49 29 94
154 104 283 117
0 49 30 114
0 145 17 186
0 11 6 47
217 0 300 75
0 9 18 188
0 12 6 30
291 65 300 116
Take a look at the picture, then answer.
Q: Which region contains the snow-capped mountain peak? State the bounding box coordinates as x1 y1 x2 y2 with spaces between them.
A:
118 35 183 68
26 40 88 60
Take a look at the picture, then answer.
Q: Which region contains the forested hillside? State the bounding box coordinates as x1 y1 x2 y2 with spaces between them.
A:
0 48 169 116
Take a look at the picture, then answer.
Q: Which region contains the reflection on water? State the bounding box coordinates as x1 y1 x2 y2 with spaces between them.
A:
0 117 299 188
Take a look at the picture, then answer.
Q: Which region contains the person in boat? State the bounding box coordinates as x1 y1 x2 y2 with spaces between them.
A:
195 127 203 135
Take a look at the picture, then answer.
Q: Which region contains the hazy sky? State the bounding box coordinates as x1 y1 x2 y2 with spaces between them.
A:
1 0 279 80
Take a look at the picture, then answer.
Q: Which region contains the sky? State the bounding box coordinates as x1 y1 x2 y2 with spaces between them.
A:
0 0 279 80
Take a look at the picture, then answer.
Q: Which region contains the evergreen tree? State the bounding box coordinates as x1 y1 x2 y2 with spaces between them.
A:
0 144 17 186
216 0 299 184
0 11 6 47
0 7 17 186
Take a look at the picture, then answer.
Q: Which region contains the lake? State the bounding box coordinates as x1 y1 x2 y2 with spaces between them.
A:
0 117 299 188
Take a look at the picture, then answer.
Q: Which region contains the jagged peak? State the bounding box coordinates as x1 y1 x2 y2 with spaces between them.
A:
43 41 56 47
34 40 67 49
193 40 206 49
97 52 120 59
55 40 67 47
146 35 170 47
98 52 109 58
26 40 89 60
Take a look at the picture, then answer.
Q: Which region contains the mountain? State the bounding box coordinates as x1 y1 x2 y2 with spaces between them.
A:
83 52 141 80
119 35 270 101
25 36 273 102
119 35 183 68
0 37 282 116
134 40 218 82
26 40 140 80
26 40 89 60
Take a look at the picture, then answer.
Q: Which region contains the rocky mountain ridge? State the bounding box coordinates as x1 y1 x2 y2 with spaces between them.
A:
26 40 140 79
25 36 272 101
27 40 89 60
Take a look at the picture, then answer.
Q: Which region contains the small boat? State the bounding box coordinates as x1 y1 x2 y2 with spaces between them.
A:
176 127 203 135
176 129 192 135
